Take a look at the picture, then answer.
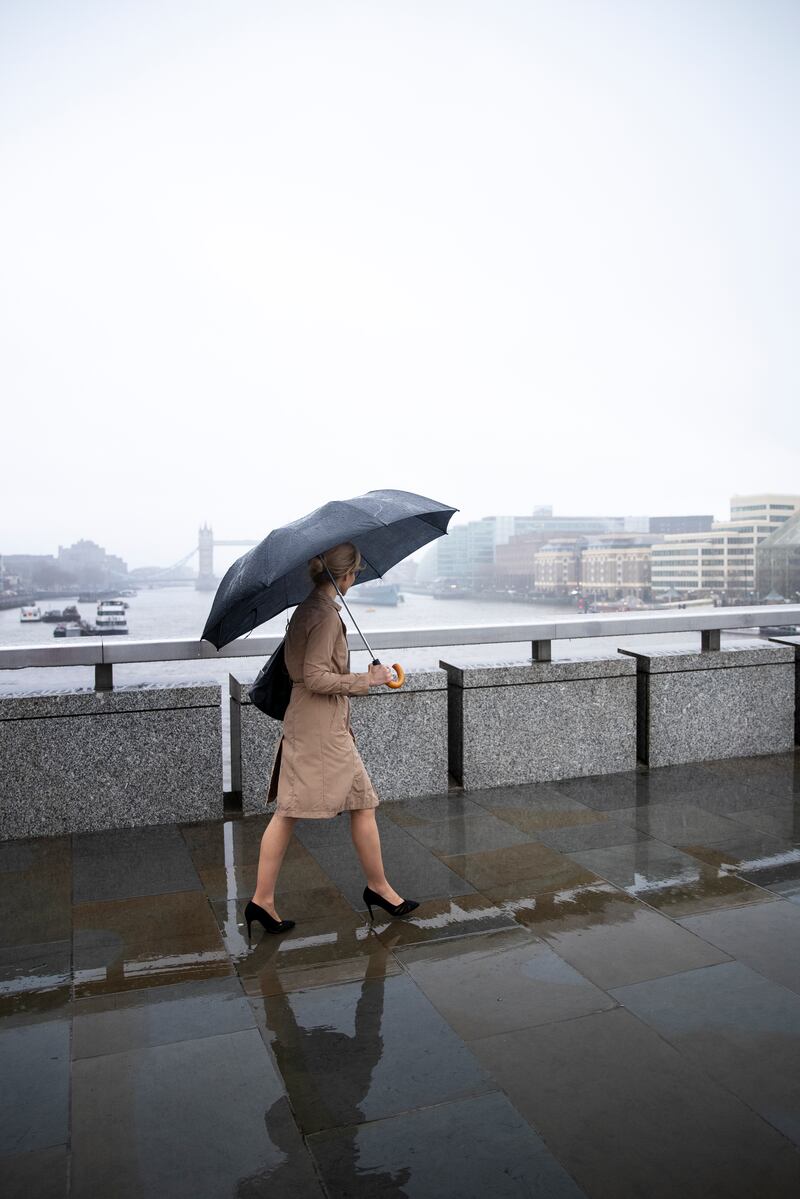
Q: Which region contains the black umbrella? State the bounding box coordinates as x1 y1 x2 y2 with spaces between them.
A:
200 489 458 659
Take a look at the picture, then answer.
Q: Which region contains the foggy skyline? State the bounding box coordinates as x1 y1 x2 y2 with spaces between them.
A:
2 0 798 567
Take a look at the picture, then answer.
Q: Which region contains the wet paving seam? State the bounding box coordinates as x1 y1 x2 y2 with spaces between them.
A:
603 987 800 1156
480 994 800 1165
385 927 620 1046
465 1002 627 1048
562 835 786 910
298 1091 591 1199
576 869 781 923
421 879 746 999
304 1090 507 1134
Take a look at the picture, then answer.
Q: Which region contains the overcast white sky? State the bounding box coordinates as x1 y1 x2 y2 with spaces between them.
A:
2 0 798 571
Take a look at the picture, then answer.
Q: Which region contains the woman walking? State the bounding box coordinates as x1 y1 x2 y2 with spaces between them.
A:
245 541 419 937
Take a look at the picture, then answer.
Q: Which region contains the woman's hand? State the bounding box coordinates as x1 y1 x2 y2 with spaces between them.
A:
367 663 394 687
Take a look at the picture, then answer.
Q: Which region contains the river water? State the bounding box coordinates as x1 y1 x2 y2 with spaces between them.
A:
0 586 763 788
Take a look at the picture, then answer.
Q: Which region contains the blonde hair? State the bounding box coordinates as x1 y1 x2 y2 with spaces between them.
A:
308 541 364 587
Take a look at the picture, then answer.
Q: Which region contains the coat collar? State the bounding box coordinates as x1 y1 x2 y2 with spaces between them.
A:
309 588 341 612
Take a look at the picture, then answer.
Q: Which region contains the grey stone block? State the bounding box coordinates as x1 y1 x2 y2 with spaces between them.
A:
0 683 223 839
230 669 449 814
620 646 795 767
439 656 637 789
767 638 800 746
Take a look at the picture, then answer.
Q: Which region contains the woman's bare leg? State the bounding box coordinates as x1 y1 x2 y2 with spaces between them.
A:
252 813 297 919
350 809 404 904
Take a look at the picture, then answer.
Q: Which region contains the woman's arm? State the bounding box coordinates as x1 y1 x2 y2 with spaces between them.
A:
302 613 370 695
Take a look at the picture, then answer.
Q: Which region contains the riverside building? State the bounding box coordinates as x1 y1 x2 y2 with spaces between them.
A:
650 494 800 600
581 536 659 600
428 508 625 592
532 539 586 595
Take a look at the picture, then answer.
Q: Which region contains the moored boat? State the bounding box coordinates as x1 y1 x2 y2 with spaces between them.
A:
94 599 129 634
20 605 42 622
53 622 85 638
41 605 82 623
347 582 402 606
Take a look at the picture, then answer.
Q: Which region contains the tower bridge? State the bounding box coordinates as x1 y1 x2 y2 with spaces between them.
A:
196 523 258 591
136 526 258 591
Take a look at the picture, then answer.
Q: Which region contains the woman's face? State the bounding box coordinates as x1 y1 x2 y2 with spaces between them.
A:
339 564 361 593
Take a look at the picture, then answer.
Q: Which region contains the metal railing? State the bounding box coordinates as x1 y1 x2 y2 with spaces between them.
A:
1 605 798 691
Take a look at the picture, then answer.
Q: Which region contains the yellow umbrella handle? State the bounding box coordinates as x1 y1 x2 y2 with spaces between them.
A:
387 663 405 689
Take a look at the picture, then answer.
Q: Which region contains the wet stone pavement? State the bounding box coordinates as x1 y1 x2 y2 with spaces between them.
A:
3 752 800 1198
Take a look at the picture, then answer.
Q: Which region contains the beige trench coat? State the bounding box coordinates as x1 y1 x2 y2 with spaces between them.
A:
266 588 379 818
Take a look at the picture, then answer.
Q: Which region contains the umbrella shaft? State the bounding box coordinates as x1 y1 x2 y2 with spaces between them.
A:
324 567 379 663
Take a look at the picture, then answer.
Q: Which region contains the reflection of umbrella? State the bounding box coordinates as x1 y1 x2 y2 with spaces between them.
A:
201 488 458 649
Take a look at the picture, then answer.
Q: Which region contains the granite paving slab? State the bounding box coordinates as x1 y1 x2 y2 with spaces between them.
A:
700 750 800 799
399 810 535 857
678 829 800 881
72 891 232 998
0 1145 68 1199
677 899 800 995
380 792 489 828
610 960 800 1147
467 784 608 835
724 801 800 842
548 763 713 810
441 840 601 898
71 975 256 1059
72 825 204 902
471 1007 800 1199
510 880 732 989
0 940 72 1023
307 1091 588 1199
395 926 616 1039
569 838 775 917
0 1017 70 1155
70 1028 321 1198
610 802 747 845
254 973 494 1134
0 857 71 949
534 817 651 852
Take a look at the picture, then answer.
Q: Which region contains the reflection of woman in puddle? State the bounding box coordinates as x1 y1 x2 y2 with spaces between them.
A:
239 958 411 1196
245 543 418 936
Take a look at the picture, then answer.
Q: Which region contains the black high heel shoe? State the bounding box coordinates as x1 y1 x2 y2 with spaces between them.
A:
363 885 419 922
244 899 295 938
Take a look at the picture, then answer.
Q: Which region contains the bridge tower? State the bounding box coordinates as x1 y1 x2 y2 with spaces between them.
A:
196 523 217 591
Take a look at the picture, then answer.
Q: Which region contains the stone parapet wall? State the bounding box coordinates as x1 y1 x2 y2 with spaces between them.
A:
439 656 637 788
0 683 223 839
620 645 796 767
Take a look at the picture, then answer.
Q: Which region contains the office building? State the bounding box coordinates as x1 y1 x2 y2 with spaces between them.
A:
650 494 800 599
756 508 800 600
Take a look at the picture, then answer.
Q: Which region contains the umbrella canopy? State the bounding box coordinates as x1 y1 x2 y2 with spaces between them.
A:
201 488 458 648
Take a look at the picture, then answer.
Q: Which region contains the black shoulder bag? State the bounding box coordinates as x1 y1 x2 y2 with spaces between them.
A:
248 635 293 720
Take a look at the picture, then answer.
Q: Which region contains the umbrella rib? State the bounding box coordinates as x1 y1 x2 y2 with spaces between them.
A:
357 551 381 580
